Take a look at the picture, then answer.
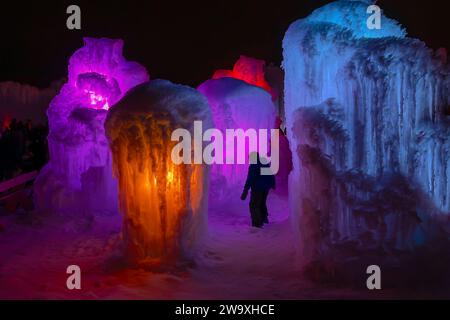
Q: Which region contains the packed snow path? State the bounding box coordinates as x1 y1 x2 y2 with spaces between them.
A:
1 192 395 299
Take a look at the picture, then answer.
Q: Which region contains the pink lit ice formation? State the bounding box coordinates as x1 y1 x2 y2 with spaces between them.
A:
198 77 276 199
34 38 149 216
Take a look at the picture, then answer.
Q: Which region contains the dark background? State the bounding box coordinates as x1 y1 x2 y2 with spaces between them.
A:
0 0 449 88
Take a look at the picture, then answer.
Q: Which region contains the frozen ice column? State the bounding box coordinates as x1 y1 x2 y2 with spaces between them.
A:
283 0 450 262
105 80 213 265
34 38 149 216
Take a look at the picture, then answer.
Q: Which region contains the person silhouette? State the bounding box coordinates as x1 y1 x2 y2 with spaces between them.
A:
240 152 275 228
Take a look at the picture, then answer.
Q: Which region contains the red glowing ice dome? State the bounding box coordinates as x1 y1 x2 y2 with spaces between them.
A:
212 55 274 98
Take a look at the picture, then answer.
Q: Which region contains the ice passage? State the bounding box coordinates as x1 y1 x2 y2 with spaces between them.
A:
2 0 450 300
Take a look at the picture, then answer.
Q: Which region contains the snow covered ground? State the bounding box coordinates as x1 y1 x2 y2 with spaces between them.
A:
1 190 439 300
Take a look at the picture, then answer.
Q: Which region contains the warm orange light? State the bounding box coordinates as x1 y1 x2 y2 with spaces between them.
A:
107 118 207 266
167 171 174 183
105 80 211 267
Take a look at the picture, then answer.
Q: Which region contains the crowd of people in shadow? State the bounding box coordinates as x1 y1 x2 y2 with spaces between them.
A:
0 119 48 182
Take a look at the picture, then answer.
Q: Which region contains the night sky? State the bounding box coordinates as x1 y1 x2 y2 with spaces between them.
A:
1 0 449 88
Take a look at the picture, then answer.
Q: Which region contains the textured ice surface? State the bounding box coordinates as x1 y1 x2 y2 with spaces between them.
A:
0 81 61 126
212 55 274 97
34 38 149 216
306 0 406 39
198 78 276 198
105 80 213 265
283 0 450 262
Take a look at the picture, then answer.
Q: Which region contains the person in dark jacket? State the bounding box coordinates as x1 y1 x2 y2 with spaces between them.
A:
241 152 276 228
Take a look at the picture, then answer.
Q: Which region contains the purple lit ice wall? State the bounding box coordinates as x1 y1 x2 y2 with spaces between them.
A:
34 38 149 216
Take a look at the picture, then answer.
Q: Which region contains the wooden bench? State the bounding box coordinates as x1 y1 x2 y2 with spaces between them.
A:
0 171 38 212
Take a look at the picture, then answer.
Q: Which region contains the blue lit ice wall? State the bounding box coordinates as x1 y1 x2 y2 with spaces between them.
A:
283 0 450 262
307 0 406 39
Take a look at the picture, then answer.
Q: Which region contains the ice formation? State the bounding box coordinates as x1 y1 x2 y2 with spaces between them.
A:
198 78 277 198
274 117 292 197
34 38 149 216
212 55 275 99
265 64 285 117
283 1 450 263
0 81 61 127
105 80 212 265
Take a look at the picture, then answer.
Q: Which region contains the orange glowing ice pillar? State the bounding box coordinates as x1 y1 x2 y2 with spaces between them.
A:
105 80 212 265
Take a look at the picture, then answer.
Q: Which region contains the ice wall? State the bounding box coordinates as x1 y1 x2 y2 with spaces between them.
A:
0 81 61 127
198 78 276 198
274 117 292 197
34 38 149 216
283 1 450 262
105 80 212 265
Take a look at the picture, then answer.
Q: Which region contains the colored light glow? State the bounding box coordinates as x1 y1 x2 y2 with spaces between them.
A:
167 171 174 183
212 55 274 97
2 115 12 130
105 80 210 265
84 89 110 110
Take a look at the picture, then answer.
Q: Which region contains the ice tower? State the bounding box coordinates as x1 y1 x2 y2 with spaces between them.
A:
105 80 212 265
283 1 450 262
34 38 149 216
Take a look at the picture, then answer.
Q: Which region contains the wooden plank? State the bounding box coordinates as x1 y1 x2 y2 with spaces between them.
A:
0 171 38 194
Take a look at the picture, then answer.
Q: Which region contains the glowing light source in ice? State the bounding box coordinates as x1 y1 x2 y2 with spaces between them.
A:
105 80 212 265
83 89 110 110
33 38 149 216
167 171 174 184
